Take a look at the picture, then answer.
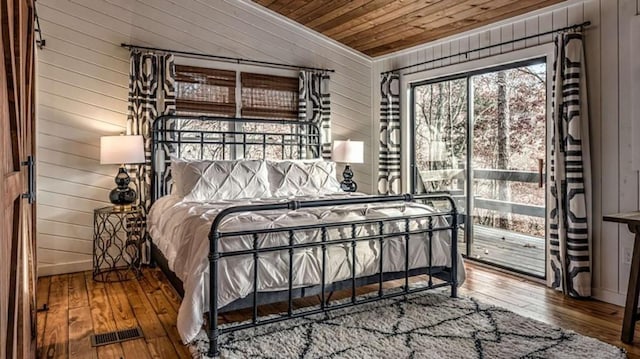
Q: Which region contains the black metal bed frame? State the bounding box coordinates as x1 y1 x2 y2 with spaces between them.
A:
150 115 459 357
150 114 322 203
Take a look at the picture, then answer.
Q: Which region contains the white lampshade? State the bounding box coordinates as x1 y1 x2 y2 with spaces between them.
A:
332 140 364 164
100 135 145 165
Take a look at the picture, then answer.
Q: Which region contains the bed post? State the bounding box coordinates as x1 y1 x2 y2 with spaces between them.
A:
208 229 220 357
450 203 459 298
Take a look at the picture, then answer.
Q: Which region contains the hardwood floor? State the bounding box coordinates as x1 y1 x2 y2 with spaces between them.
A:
37 270 189 359
37 263 640 358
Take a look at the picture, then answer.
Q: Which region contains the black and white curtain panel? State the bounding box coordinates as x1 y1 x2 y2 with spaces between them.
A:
126 50 176 213
548 31 592 297
298 71 331 159
378 73 401 195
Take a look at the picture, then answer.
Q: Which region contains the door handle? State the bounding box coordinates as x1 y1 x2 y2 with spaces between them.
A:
538 158 544 188
21 155 35 204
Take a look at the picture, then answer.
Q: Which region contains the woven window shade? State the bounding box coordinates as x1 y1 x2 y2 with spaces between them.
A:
176 65 236 116
241 73 298 119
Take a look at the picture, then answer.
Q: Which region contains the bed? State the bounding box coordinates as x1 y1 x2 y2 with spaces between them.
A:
147 115 464 356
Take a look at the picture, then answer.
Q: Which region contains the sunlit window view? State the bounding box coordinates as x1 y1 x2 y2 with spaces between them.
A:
412 60 547 277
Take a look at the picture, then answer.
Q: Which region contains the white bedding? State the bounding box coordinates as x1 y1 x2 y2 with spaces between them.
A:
147 193 466 344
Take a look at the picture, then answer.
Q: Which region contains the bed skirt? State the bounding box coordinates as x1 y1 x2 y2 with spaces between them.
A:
149 240 452 313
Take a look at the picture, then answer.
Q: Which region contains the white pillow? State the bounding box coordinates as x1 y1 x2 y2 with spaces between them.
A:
169 157 187 197
267 160 342 197
171 159 271 201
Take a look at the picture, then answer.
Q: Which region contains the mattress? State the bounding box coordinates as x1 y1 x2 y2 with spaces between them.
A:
147 193 466 344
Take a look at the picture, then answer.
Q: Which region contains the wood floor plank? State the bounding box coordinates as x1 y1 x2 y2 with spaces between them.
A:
48 274 69 308
146 336 180 359
68 306 97 358
68 272 89 309
40 306 69 359
121 339 153 359
104 281 153 358
145 269 181 313
96 344 125 359
122 276 166 339
104 281 138 330
36 276 51 309
40 275 69 359
139 270 192 358
84 272 125 359
37 276 51 358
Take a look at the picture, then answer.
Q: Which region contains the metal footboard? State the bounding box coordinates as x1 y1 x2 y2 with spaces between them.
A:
206 193 459 357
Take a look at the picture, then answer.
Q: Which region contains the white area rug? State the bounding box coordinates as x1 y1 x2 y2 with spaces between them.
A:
189 290 626 358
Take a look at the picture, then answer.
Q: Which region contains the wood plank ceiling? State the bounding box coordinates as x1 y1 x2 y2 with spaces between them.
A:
253 0 567 57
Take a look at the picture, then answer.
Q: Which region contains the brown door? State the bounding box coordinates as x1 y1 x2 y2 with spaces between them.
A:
1 0 37 358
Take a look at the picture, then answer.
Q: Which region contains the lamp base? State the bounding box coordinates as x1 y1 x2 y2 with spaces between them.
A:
340 165 358 193
109 167 137 206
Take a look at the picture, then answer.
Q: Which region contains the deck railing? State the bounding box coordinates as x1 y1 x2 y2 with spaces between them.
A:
418 168 545 219
418 168 546 277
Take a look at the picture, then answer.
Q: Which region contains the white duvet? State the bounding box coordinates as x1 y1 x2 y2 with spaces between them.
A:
147 193 466 344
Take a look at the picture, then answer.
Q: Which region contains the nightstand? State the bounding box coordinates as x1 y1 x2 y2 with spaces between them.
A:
93 206 145 282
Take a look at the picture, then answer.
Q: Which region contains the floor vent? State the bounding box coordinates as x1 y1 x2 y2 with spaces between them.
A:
91 327 144 347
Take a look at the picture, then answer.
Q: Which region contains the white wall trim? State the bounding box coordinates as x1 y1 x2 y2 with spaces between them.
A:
592 287 626 307
38 260 92 277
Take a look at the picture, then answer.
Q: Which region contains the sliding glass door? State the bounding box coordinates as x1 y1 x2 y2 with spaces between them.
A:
410 59 547 278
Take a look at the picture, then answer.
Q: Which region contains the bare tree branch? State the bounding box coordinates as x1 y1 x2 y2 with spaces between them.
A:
516 67 545 85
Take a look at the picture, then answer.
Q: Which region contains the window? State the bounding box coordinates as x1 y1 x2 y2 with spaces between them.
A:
175 65 299 120
241 72 298 119
175 65 236 117
174 65 300 160
410 58 548 278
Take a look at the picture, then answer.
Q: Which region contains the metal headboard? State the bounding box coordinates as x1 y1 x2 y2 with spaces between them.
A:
150 115 321 203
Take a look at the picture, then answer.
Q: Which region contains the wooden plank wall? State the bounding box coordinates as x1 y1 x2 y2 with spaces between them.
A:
35 0 373 276
372 0 640 306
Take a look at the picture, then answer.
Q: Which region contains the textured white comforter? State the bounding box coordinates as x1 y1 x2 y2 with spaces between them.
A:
147 194 466 344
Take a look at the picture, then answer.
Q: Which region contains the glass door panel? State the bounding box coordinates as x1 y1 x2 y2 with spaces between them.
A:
411 59 547 278
469 64 546 277
412 78 468 247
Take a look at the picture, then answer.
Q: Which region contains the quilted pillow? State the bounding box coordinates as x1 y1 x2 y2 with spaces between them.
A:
267 160 342 197
171 159 271 201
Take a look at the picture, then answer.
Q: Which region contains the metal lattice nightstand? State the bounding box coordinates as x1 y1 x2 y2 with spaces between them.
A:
93 206 145 282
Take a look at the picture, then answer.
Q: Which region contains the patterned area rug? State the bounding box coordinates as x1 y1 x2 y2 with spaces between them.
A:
190 290 626 358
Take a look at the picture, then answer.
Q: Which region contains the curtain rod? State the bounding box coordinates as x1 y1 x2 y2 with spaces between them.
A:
382 21 591 75
120 43 335 73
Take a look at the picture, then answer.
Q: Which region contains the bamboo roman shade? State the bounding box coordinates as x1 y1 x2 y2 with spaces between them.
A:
175 65 236 116
241 72 298 119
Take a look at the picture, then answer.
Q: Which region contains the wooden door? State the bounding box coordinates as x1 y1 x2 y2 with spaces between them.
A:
1 0 36 358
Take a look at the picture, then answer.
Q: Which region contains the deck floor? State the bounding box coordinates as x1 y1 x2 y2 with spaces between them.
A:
459 225 545 277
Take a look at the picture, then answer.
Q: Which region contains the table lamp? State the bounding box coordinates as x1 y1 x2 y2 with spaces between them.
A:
332 140 364 192
100 135 145 207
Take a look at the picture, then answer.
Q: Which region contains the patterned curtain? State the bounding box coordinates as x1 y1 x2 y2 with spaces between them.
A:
126 50 176 213
378 73 401 195
548 31 592 297
298 71 331 159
